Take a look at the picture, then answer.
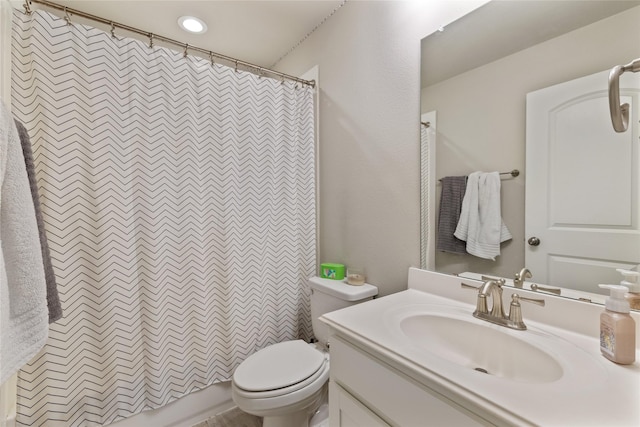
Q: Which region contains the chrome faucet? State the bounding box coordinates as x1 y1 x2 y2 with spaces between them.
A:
477 279 506 319
462 279 545 330
514 267 532 288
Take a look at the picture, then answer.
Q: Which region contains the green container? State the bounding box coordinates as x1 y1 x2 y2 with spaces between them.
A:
320 263 345 280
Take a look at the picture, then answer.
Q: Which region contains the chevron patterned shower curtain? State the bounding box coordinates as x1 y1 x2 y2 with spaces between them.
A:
11 9 315 426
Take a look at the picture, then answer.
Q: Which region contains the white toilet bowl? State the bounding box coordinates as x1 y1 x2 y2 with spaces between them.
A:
231 277 378 427
232 340 329 427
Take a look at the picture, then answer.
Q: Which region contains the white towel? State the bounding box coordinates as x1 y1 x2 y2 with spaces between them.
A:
454 172 512 260
0 100 48 385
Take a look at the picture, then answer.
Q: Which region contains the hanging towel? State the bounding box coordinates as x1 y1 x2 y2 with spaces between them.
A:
436 176 467 254
0 101 48 385
14 120 61 324
454 171 512 260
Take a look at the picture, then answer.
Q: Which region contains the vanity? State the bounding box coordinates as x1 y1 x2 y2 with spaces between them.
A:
321 268 640 426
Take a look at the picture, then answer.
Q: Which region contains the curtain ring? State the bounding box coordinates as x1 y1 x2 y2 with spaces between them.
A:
235 60 238 73
209 51 214 66
64 7 72 26
23 0 32 15
183 44 189 58
149 33 154 49
110 22 116 38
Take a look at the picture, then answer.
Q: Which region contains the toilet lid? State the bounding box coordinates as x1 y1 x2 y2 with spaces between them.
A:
233 340 326 392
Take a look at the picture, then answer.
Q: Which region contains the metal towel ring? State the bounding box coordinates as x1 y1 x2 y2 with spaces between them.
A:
608 58 640 133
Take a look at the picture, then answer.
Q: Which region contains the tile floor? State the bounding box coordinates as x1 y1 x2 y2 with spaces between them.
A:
193 407 262 427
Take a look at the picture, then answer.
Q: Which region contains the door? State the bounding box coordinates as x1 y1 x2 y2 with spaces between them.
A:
330 382 391 427
526 70 640 293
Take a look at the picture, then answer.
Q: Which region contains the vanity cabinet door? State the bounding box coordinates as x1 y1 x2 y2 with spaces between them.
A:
329 336 489 426
330 382 391 427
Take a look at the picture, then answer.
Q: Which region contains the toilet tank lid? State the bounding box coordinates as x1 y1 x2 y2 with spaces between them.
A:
309 276 378 301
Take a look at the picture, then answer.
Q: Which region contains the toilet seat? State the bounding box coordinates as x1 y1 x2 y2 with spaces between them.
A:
233 340 328 399
232 340 330 419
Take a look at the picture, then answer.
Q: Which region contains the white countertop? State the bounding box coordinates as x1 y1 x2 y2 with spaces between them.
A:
321 268 640 427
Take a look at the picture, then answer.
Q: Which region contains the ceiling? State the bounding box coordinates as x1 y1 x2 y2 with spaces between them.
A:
421 0 640 87
31 0 639 85
28 0 345 69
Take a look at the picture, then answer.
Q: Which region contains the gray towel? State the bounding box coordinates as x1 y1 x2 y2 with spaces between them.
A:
15 119 62 323
1 104 48 384
437 176 467 254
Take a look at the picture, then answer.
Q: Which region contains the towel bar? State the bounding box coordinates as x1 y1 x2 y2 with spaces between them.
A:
438 169 519 182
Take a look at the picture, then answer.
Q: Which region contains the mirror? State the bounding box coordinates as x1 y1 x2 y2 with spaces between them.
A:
420 0 640 305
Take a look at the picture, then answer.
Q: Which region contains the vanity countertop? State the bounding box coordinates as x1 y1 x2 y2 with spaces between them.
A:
321 268 640 427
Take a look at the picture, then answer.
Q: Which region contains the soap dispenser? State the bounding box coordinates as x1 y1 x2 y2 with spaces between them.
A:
598 284 635 365
616 268 640 310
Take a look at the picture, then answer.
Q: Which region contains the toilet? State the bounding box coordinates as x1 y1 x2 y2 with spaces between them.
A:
231 276 378 427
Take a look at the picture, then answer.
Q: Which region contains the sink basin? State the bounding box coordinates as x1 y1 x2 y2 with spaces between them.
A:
398 312 564 384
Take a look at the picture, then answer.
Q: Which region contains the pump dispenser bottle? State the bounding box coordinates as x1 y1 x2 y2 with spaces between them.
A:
598 284 635 365
616 268 640 310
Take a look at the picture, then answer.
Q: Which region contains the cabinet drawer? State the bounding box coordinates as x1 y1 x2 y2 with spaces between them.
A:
330 336 486 427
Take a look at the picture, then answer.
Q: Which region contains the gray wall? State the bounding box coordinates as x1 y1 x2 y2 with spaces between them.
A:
274 1 486 296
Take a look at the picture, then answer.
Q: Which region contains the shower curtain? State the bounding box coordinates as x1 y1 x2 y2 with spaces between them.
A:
11 9 315 427
420 121 433 269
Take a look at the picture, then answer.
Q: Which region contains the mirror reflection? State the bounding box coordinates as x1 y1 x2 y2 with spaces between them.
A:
420 0 640 305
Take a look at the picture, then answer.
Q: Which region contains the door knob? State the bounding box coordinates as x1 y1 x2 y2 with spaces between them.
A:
528 237 541 246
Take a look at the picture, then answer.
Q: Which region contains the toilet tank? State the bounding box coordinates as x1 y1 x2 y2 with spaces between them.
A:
309 276 378 345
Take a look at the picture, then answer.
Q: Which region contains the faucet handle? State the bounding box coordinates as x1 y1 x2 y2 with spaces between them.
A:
530 283 561 295
461 282 481 290
514 294 545 307
508 293 545 329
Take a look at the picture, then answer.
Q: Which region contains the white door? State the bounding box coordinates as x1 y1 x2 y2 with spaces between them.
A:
526 70 640 293
330 382 391 427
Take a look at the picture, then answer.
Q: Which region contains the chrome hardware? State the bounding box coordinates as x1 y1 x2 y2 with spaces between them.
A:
530 283 561 295
515 294 545 307
438 170 519 183
63 6 72 26
514 267 532 288
479 279 506 318
508 294 545 330
527 237 540 246
461 282 481 291
608 58 640 132
463 278 544 331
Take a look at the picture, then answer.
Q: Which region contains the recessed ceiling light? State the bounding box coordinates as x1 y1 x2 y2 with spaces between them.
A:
178 16 208 34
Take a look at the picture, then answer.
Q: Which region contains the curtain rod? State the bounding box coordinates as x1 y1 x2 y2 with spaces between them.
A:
22 0 316 88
